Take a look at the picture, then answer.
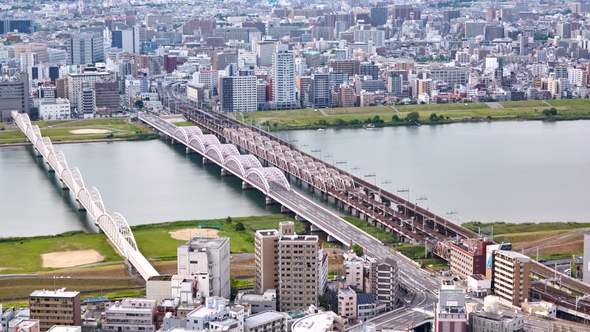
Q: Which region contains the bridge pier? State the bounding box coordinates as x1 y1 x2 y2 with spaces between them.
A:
77 200 86 211
295 215 306 221
310 225 322 232
221 168 228 177
297 178 302 186
327 235 338 242
171 138 177 145
125 258 140 277
280 205 291 213
242 181 252 190
35 148 42 157
186 147 193 154
322 192 329 201
46 162 55 172
265 196 277 205
60 180 69 190
203 157 210 164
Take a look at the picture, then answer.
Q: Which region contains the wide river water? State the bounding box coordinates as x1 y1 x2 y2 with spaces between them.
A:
1 120 589 237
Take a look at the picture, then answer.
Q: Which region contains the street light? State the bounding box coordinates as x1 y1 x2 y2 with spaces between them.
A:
335 160 347 172
300 144 309 152
311 149 322 159
350 166 361 176
324 154 334 165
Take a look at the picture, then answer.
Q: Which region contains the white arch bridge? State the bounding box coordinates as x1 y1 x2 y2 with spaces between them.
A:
140 113 395 260
11 111 159 280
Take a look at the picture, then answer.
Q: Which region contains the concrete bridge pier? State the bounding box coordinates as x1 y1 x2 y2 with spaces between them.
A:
327 235 338 242
310 225 322 232
171 138 177 145
60 180 69 190
297 178 302 186
94 223 103 233
125 258 140 278
77 200 86 211
35 148 42 157
280 205 291 213
265 196 277 205
322 192 329 201
295 215 307 221
242 181 252 190
46 162 55 172
186 147 193 154
203 157 210 164
221 169 228 177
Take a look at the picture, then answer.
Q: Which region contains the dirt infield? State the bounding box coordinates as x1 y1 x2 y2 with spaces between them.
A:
69 129 112 134
42 249 105 268
169 228 219 241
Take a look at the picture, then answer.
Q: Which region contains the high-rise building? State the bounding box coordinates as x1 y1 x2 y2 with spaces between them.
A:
219 74 258 112
255 230 280 294
435 288 467 332
212 50 239 71
487 248 530 306
309 73 331 108
254 40 278 67
95 82 121 113
328 59 360 77
366 257 399 310
353 29 385 47
464 21 486 39
370 7 388 26
387 73 402 94
29 289 82 331
338 84 355 107
111 26 140 54
80 81 95 118
182 18 217 35
360 62 379 80
0 19 35 34
177 237 231 299
484 25 504 41
14 43 48 63
391 5 421 22
443 10 461 22
0 73 30 122
272 47 297 109
324 13 355 28
66 72 113 116
67 33 105 65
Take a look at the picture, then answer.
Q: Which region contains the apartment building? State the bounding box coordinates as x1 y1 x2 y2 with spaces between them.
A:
492 250 530 306
103 298 157 332
254 230 280 294
219 75 258 112
337 286 357 324
272 46 297 109
243 311 287 332
66 72 113 114
29 289 81 332
177 237 231 299
0 73 30 122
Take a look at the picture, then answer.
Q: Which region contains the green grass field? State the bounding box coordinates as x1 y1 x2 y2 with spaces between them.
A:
0 118 155 144
462 221 590 235
343 217 397 244
240 99 590 130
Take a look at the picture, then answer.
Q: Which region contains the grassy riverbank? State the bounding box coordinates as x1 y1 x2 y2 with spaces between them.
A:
241 99 590 130
0 118 158 145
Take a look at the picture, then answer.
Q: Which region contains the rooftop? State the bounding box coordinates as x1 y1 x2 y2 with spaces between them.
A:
356 293 375 305
30 289 80 298
245 311 287 327
185 236 229 249
292 313 335 332
46 326 81 332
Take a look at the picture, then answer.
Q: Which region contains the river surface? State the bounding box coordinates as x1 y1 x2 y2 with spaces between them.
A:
1 120 589 237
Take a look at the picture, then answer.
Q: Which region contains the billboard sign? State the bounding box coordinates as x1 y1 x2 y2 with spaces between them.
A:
439 289 465 308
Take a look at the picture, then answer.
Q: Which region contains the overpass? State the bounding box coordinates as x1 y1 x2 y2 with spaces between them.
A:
11 111 159 281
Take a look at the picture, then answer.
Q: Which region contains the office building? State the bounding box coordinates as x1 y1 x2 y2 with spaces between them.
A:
443 10 461 22
0 73 30 122
353 29 385 47
14 43 47 63
39 98 70 120
80 82 95 118
254 40 278 67
112 27 140 54
309 73 331 108
370 7 388 26
67 33 105 65
213 50 239 71
182 18 216 35
339 84 355 107
492 250 530 306
103 298 156 332
392 5 421 22
177 237 231 299
272 46 297 109
94 82 121 114
29 290 81 331
387 73 402 94
324 13 355 28
464 21 486 38
450 239 493 279
360 62 379 80
219 74 258 112
484 25 505 41
0 19 35 34
66 72 113 115
328 59 360 77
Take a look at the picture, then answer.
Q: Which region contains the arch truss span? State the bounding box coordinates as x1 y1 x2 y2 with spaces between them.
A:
223 154 263 177
245 167 291 194
47 150 69 176
77 186 106 218
97 213 138 254
61 167 86 196
174 126 203 143
188 134 221 153
205 144 240 164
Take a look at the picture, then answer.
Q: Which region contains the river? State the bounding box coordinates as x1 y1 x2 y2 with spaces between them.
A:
1 120 589 237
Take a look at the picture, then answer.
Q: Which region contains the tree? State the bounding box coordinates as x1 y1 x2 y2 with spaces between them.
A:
429 113 439 121
406 111 420 122
235 221 245 231
318 295 331 310
392 115 401 122
542 108 557 116
230 276 239 300
350 244 364 257
135 99 144 109
226 216 232 224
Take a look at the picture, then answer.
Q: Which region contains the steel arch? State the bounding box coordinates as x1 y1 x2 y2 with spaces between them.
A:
188 134 220 152
245 167 291 194
174 126 202 143
77 186 106 218
223 154 262 177
205 144 240 163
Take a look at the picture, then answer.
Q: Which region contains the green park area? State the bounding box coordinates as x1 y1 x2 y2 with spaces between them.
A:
240 99 590 130
0 118 158 145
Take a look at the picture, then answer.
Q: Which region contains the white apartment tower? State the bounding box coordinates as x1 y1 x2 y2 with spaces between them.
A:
272 45 297 109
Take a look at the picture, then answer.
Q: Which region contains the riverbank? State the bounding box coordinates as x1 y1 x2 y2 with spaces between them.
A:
0 118 158 145
241 99 590 130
